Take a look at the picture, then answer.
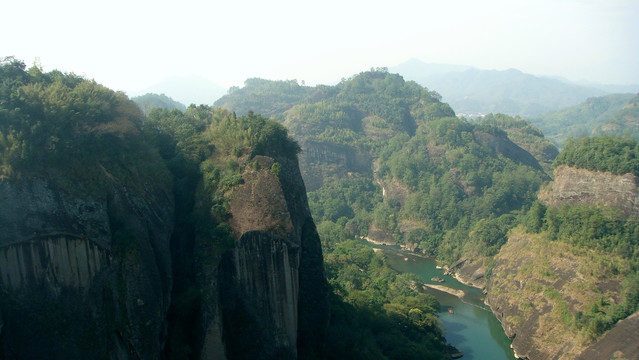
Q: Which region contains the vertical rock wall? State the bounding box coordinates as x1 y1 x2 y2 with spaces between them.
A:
539 165 639 218
198 154 329 360
0 176 173 359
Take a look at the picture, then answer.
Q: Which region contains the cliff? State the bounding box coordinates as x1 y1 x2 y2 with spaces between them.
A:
539 165 639 218
200 154 329 360
0 146 328 360
575 310 639 360
0 62 329 359
0 170 174 359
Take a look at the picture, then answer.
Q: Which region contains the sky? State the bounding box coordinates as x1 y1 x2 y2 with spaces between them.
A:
4 0 639 94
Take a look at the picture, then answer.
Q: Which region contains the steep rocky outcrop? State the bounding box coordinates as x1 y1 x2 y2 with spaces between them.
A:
0 153 329 360
484 233 608 359
452 258 488 289
0 63 328 359
0 174 173 359
575 310 639 360
198 155 329 360
539 165 639 218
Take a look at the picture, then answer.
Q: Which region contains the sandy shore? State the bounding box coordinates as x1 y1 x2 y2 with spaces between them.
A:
361 236 397 246
423 284 465 298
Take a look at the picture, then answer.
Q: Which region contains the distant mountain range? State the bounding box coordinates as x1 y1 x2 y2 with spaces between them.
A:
390 59 639 117
127 74 227 106
126 59 639 121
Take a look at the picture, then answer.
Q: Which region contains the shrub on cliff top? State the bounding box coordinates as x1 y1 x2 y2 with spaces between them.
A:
554 135 639 176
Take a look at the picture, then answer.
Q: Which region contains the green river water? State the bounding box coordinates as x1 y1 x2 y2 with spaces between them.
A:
380 248 517 360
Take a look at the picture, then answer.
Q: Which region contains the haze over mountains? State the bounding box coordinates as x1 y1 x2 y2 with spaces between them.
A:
390 59 639 117
127 74 226 106
132 58 638 119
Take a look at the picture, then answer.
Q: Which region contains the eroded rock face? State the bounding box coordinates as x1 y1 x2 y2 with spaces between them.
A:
199 155 329 360
0 175 173 359
228 156 294 239
486 232 626 360
539 165 639 218
0 152 328 360
218 231 300 359
575 310 639 360
0 237 110 290
480 165 639 360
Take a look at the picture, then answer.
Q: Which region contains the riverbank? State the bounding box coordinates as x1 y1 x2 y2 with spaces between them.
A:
363 238 476 300
380 249 517 359
423 284 465 298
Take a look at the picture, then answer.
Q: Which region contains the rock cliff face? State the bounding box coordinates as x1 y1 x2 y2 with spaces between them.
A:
539 165 639 218
484 234 606 359
575 310 639 360
0 174 173 359
194 155 329 360
0 155 328 360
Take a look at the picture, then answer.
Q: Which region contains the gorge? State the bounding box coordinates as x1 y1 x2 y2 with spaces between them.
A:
2 59 638 360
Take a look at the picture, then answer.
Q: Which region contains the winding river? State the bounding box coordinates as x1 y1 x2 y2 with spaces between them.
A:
379 248 516 360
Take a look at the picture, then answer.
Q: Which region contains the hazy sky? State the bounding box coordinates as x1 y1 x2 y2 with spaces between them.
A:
5 0 639 93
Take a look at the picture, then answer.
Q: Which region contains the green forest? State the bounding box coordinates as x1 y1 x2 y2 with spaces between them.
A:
216 69 639 355
218 70 551 263
553 135 639 176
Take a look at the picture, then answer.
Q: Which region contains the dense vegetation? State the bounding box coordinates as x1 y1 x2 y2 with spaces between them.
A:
181 71 639 356
375 117 548 261
553 135 639 176
599 94 639 138
218 78 314 120
479 113 559 174
218 71 639 354
8 56 639 357
1 59 457 358
0 57 169 195
218 70 551 265
146 106 453 359
320 239 451 359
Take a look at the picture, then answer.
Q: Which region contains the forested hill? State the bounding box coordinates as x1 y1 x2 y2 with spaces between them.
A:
216 70 456 129
216 78 316 120
529 93 639 146
216 69 554 265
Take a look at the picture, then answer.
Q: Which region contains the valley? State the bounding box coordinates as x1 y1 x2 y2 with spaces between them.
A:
1 58 638 359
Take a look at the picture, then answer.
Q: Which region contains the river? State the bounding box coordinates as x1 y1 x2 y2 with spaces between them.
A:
379 248 516 360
